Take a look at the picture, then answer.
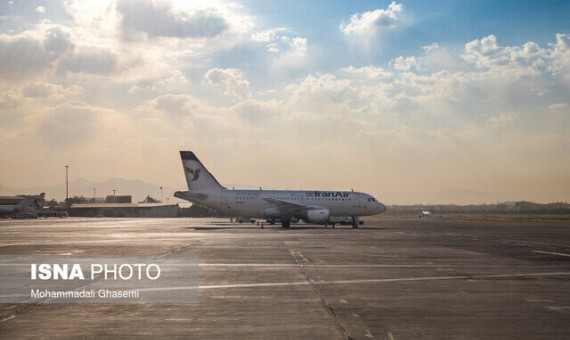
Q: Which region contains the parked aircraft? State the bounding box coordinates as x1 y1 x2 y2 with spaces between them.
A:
174 152 385 228
0 193 45 218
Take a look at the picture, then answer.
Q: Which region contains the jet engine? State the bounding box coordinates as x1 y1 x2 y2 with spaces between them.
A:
306 209 330 224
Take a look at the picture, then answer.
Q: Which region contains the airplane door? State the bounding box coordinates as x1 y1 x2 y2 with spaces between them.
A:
220 190 228 206
352 193 360 208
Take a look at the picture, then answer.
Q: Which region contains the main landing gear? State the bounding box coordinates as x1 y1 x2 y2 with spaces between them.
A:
281 220 291 228
351 216 359 229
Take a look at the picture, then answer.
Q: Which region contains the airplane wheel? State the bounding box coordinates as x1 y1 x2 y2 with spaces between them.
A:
351 217 359 229
281 220 291 228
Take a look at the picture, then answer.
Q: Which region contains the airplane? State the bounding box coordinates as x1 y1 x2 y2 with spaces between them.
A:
0 193 45 218
174 151 386 228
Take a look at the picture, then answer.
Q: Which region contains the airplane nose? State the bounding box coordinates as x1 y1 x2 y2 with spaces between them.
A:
378 202 386 213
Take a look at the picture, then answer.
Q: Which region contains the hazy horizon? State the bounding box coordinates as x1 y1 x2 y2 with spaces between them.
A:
0 175 566 206
1 1 569 205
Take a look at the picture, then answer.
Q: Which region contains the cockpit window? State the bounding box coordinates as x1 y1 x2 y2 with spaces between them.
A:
367 198 376 202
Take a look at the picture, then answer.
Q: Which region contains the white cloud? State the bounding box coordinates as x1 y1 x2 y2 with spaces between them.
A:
289 37 307 57
205 68 251 99
391 56 420 71
548 33 570 76
266 43 279 53
339 2 404 36
422 42 440 53
287 73 354 115
342 65 393 79
250 30 275 43
462 34 548 70
35 6 46 13
548 103 567 110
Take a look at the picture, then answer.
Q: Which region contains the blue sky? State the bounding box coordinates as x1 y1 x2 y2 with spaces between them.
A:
0 0 569 203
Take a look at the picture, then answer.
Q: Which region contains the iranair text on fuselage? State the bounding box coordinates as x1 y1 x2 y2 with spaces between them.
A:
309 191 350 198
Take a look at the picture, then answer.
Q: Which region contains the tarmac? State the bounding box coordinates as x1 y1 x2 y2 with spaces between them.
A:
0 216 569 339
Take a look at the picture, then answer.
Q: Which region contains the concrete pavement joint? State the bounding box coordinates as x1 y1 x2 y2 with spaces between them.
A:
282 240 353 340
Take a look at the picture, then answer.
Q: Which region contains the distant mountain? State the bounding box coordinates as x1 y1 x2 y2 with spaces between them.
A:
431 189 511 205
0 178 183 203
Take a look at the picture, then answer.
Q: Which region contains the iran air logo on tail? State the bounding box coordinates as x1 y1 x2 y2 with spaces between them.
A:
185 167 201 181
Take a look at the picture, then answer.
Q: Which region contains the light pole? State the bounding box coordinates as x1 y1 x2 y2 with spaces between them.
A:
160 187 163 203
65 165 69 213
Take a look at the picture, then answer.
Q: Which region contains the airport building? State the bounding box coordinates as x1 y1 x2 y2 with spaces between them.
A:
0 195 27 205
69 203 179 217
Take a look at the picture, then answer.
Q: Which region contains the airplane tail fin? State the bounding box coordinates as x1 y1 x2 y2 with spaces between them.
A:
33 193 46 209
15 195 38 211
180 151 225 192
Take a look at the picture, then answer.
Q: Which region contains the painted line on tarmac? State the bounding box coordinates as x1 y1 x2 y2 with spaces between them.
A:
533 250 570 258
138 272 570 292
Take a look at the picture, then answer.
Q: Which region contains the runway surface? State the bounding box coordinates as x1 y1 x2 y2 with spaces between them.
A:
1 216 569 339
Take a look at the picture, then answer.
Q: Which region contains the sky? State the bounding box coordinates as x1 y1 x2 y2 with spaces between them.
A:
0 0 569 204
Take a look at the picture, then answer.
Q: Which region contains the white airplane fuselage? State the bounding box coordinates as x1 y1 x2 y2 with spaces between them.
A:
176 189 384 219
174 151 386 227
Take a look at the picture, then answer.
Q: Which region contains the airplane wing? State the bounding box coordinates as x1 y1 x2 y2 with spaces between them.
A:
261 197 318 215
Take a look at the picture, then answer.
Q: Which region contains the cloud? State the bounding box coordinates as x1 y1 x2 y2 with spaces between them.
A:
0 92 20 110
204 68 250 99
117 0 228 39
339 2 404 36
287 73 354 116
22 83 63 98
151 94 200 115
250 30 275 43
342 65 393 79
462 34 547 70
0 36 55 78
487 113 515 128
35 6 46 13
289 37 307 57
270 37 311 71
548 103 567 110
250 29 305 55
37 102 103 149
59 48 117 74
232 98 286 124
44 27 74 53
422 42 440 53
391 56 420 71
548 33 570 76
21 82 82 99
